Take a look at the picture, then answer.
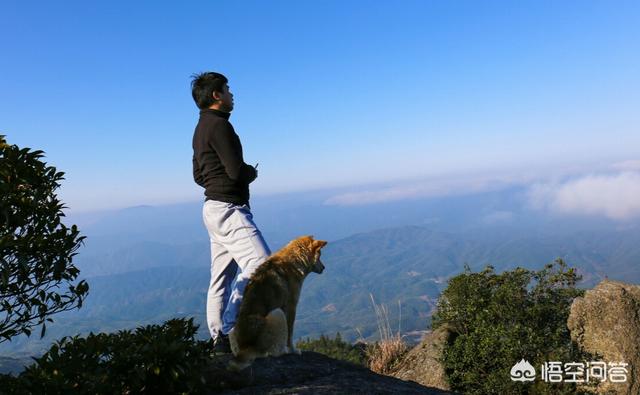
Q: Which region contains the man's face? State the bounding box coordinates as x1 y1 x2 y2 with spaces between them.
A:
214 83 234 112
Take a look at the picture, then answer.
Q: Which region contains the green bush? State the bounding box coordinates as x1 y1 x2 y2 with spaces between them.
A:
0 135 88 342
1 318 211 394
432 259 594 394
297 332 367 366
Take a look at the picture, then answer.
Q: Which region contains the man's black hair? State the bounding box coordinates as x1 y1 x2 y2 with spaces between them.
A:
191 72 228 109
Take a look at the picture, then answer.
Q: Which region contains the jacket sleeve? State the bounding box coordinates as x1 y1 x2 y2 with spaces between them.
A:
210 122 257 184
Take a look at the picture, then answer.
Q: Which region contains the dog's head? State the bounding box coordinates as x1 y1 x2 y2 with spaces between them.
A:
282 235 328 275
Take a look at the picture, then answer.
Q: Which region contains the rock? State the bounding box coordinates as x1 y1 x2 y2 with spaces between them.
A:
388 325 452 391
567 279 640 395
204 351 455 394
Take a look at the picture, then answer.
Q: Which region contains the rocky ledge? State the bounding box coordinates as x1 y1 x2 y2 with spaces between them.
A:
204 351 456 394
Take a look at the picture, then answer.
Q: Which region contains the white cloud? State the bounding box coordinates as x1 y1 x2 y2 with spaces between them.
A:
323 174 522 206
611 159 640 171
528 171 640 220
322 161 640 219
482 211 514 224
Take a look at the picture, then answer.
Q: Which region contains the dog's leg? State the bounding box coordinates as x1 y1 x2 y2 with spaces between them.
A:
286 305 301 355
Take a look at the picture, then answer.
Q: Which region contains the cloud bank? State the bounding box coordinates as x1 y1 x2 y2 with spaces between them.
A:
611 160 640 171
323 161 640 222
528 171 640 220
323 174 523 206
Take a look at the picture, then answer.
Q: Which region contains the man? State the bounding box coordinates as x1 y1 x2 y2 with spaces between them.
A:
191 72 271 353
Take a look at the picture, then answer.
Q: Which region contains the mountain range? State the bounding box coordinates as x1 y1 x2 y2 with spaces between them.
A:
1 186 639 371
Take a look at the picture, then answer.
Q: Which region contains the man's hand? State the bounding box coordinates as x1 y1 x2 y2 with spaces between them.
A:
243 163 258 183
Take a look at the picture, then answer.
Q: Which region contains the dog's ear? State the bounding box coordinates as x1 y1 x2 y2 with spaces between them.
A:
312 239 328 251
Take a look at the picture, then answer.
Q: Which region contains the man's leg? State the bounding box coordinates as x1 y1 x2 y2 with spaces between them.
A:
206 240 237 340
203 201 237 341
220 204 271 334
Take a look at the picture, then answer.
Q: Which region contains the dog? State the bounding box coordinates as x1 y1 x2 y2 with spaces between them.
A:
227 235 327 371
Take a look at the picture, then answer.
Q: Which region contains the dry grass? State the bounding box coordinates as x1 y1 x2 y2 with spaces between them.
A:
365 294 408 375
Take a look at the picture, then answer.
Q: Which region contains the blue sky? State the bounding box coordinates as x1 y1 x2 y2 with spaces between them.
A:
2 1 639 213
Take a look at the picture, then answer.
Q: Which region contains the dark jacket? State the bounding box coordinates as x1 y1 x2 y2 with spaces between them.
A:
192 109 257 205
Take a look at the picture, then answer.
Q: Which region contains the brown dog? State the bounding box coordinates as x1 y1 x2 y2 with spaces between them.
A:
227 235 327 371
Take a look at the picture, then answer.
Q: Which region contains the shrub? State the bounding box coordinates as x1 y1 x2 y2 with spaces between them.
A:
296 333 367 366
0 135 88 342
432 259 593 394
1 318 211 394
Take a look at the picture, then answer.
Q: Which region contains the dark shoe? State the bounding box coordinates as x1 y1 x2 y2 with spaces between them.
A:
213 334 231 354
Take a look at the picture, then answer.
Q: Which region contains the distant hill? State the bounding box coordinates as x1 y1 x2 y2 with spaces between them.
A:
3 186 638 371
296 225 640 341
69 186 626 277
2 224 639 364
0 355 33 376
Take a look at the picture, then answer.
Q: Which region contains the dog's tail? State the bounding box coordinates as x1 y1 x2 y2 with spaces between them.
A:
227 309 288 371
260 308 288 355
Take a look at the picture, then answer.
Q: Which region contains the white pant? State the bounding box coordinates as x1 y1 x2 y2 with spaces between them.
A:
202 200 271 339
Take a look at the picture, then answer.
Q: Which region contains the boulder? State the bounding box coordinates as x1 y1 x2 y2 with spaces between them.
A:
567 279 640 395
389 325 452 391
